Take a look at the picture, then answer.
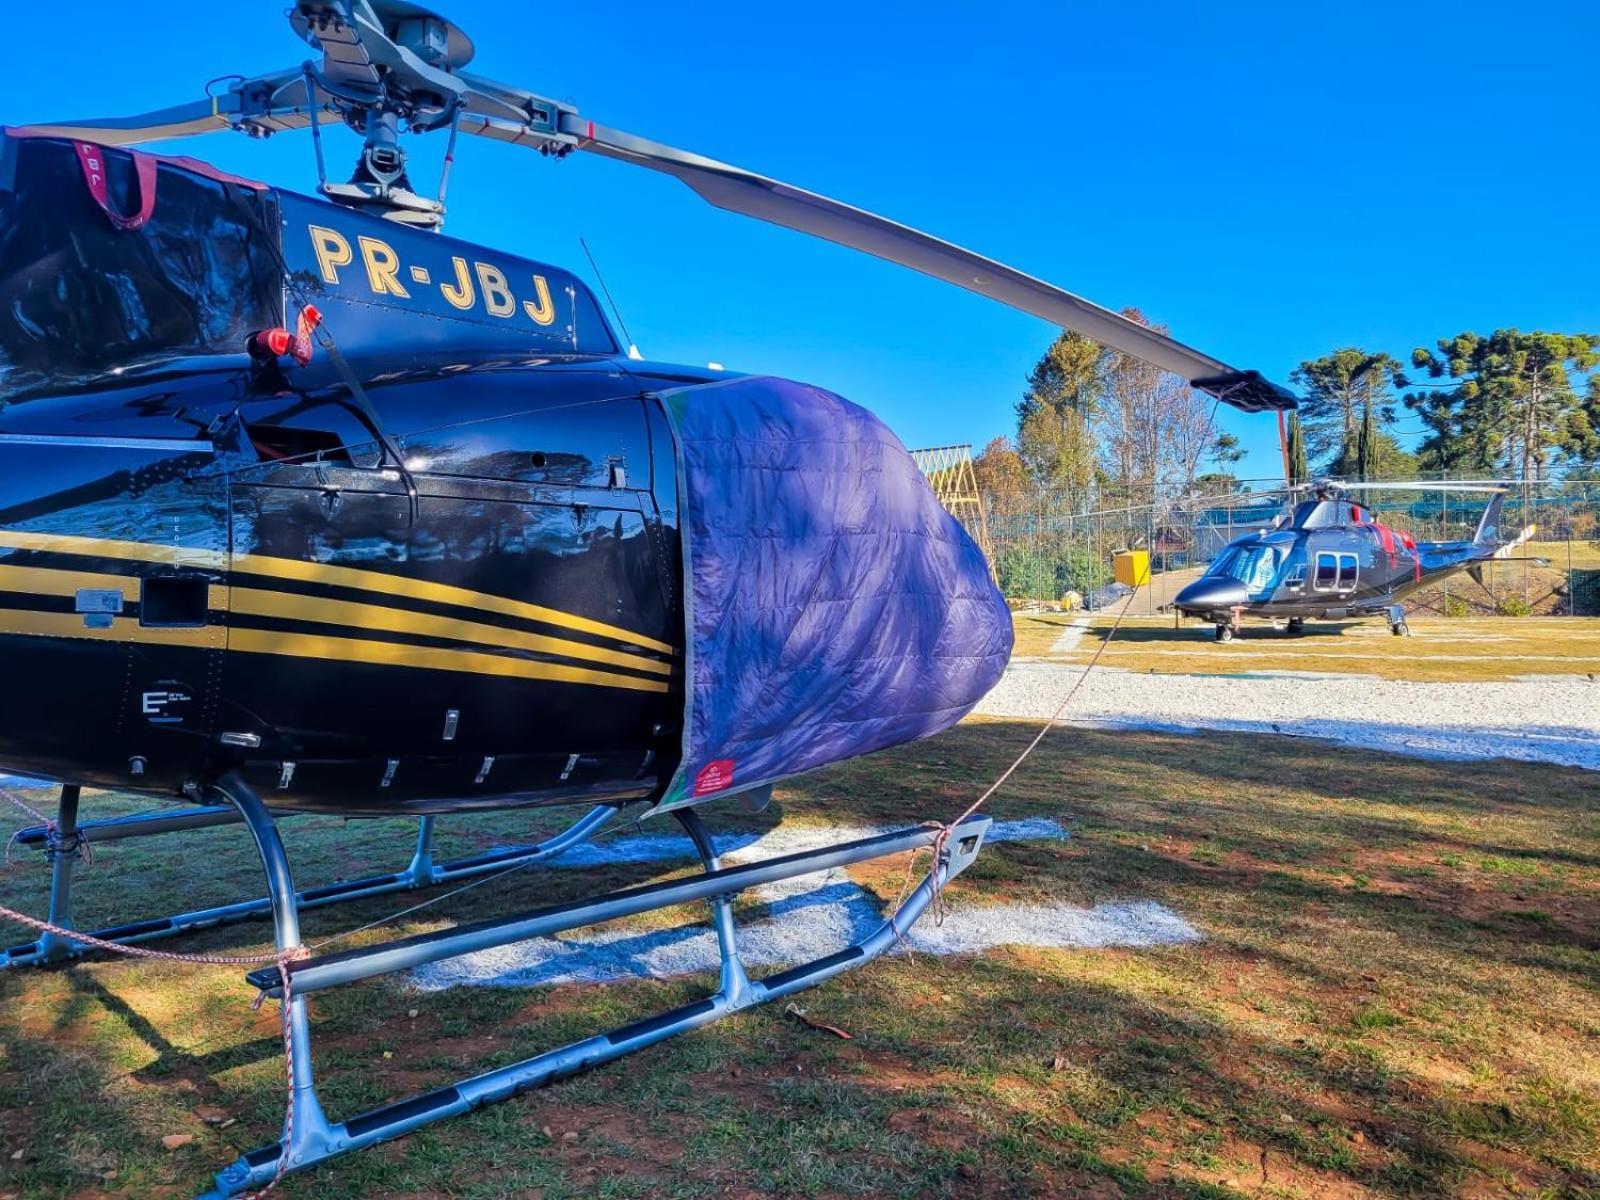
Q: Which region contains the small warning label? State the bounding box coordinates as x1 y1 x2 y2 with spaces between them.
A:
693 759 736 796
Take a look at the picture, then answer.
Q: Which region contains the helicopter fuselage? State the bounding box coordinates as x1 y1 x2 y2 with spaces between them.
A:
0 352 714 814
0 131 716 813
1173 496 1505 632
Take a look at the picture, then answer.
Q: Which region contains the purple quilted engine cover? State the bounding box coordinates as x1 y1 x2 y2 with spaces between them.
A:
658 375 1013 809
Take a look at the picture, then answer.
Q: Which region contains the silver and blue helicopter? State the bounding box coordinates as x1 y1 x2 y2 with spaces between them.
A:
1173 482 1538 640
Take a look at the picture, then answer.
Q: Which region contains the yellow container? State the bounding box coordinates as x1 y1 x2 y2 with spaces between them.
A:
1112 549 1150 588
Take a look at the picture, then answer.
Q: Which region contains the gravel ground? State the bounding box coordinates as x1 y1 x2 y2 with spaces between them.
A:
976 662 1600 771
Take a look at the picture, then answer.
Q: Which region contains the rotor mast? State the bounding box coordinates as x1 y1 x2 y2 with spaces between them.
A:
291 1 482 228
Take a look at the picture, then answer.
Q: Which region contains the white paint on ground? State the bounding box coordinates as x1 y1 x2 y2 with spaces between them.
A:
975 661 1600 771
1049 617 1093 654
411 817 1202 992
531 816 1068 871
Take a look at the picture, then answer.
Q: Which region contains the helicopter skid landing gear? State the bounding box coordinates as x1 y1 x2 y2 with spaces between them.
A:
0 793 617 970
1387 604 1410 637
203 776 989 1198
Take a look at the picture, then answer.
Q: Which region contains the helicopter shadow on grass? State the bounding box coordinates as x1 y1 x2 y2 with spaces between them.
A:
841 954 1600 1197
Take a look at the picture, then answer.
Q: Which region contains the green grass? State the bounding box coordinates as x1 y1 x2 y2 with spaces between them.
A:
3 723 1599 1198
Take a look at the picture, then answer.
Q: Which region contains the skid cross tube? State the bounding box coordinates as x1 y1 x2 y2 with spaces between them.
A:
207 796 990 1198
1 798 617 969
10 801 295 847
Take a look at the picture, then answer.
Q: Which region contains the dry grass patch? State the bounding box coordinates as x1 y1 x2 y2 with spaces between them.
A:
1 724 1598 1197
1014 614 1600 681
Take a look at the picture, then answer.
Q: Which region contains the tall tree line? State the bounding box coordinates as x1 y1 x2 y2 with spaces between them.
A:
975 323 1600 524
981 309 1242 516
1294 332 1600 480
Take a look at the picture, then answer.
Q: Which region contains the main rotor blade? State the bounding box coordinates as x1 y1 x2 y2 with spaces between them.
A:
17 99 240 146
18 72 328 146
546 116 1296 413
1332 481 1509 494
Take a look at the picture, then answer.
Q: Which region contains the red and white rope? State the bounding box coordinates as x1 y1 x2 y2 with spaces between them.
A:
1 791 306 1199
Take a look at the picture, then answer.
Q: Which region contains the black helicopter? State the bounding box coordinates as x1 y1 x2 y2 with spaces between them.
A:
0 4 1296 1194
1173 481 1535 641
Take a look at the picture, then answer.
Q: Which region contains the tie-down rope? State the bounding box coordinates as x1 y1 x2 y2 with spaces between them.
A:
1 789 305 1199
896 581 1142 936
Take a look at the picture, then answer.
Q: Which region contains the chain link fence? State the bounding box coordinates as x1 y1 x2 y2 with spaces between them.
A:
981 477 1600 615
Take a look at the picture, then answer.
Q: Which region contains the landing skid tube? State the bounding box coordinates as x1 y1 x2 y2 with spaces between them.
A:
1 789 617 969
202 775 990 1198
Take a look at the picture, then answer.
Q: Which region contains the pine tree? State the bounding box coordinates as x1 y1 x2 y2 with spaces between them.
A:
1289 349 1406 471
1014 331 1105 502
1286 413 1309 486
1408 331 1600 478
1356 407 1379 480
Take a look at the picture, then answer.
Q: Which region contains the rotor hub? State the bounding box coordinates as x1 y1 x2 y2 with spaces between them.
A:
291 1 475 72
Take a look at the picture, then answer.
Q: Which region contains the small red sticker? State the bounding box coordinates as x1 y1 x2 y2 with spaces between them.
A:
693 759 736 796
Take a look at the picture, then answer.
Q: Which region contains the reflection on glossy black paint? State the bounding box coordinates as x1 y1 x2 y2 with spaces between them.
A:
0 138 279 395
0 133 698 813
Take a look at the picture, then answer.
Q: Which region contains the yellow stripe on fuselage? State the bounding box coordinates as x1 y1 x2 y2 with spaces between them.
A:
230 552 676 656
0 563 228 612
0 528 677 656
0 562 140 604
227 627 669 693
229 587 672 677
0 604 661 692
0 608 221 649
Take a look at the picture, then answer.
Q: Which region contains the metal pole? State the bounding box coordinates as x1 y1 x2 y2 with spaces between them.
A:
37 785 82 963
249 818 992 999
214 773 334 1167
404 816 437 887
675 809 753 1006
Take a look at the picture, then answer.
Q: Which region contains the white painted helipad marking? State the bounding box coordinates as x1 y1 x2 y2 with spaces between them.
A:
411 818 1202 992
1050 617 1092 654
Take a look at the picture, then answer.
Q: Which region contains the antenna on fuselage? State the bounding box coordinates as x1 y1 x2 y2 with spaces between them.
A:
580 236 640 359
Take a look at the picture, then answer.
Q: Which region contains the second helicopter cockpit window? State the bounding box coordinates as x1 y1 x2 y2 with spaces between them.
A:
1211 544 1288 597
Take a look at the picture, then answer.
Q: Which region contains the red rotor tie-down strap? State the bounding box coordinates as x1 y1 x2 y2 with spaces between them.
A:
1399 530 1422 581
73 142 159 232
1373 521 1398 566
294 305 323 365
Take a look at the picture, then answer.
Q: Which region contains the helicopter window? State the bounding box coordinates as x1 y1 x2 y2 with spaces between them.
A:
1213 544 1285 596
397 395 648 488
240 400 382 469
1314 552 1339 590
247 424 350 465
1314 552 1359 592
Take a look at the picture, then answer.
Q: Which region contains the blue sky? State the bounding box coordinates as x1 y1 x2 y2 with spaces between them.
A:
8 2 1598 480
